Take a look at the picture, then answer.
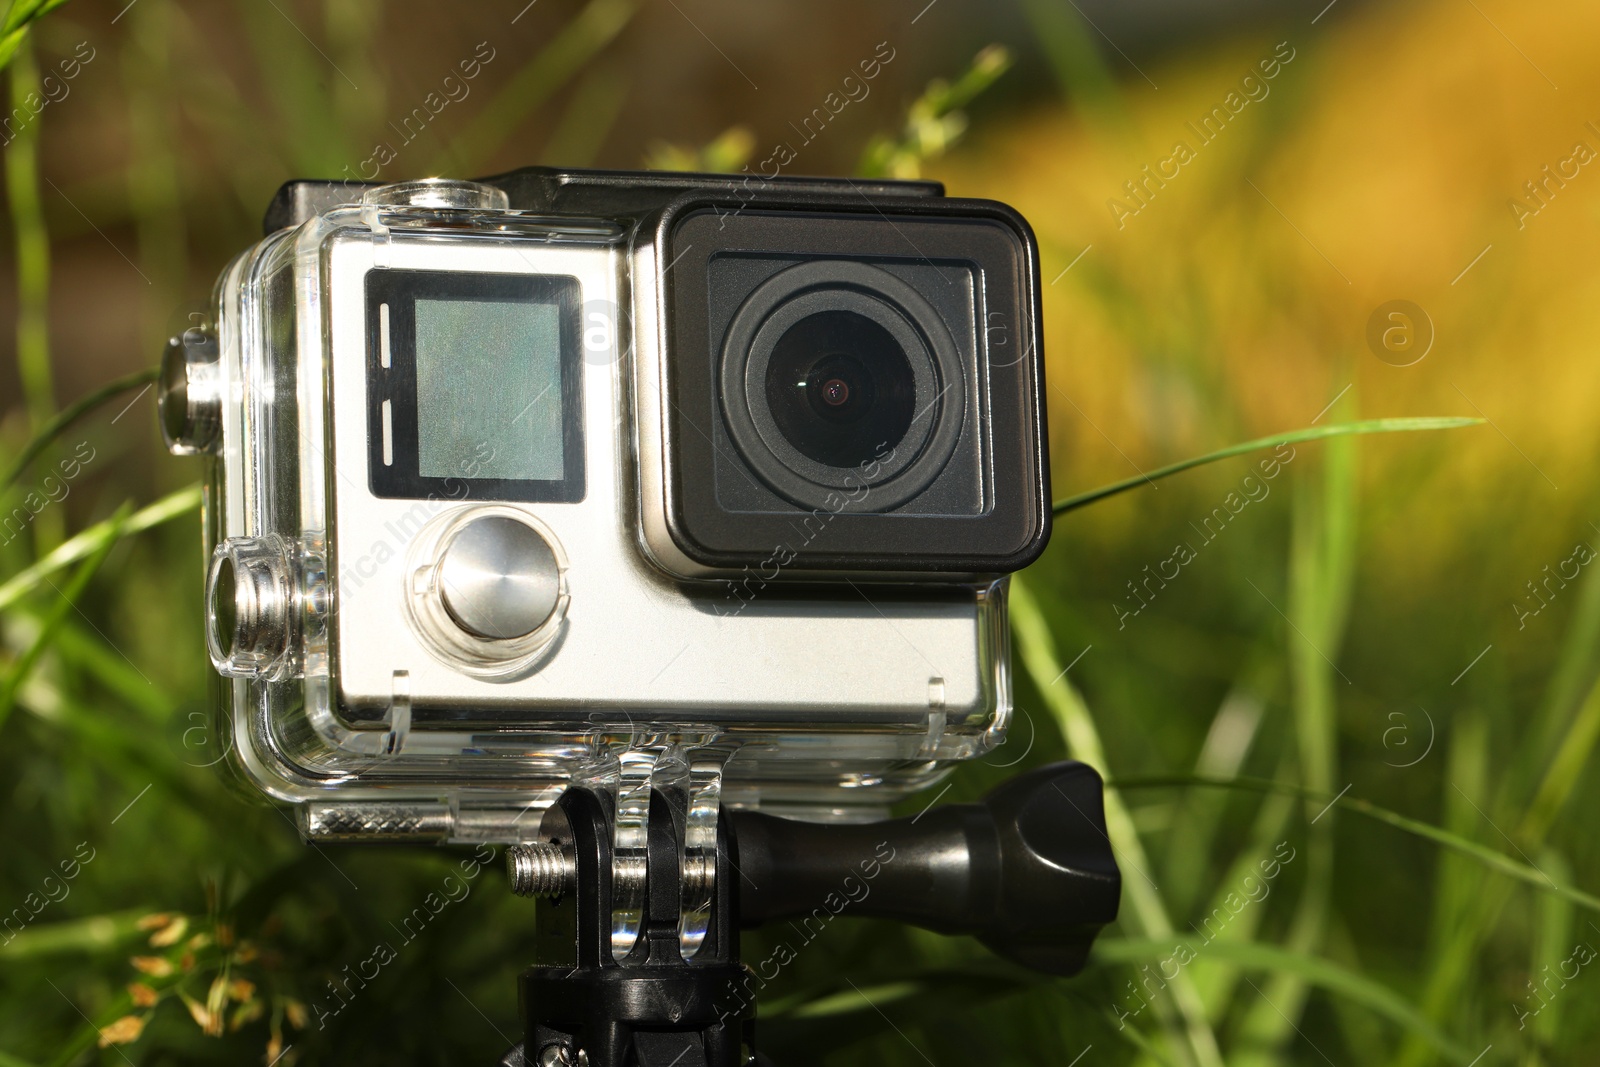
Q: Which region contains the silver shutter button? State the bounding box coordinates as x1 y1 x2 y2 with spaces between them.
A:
436 516 560 640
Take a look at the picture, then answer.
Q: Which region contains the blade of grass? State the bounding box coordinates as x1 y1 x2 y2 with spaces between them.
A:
1093 938 1474 1063
538 61 630 168
1392 704 1492 1067
1161 674 1267 919
0 910 147 961
233 0 349 176
1399 632 1600 1063
0 2 73 36
1011 576 1226 1067
1398 670 1600 1065
126 0 188 358
1398 893 1514 1067
0 503 127 733
1528 848 1575 1045
437 0 637 176
1112 774 1600 915
0 0 70 73
1015 0 1131 130
0 368 157 491
1186 749 1298 1020
1155 652 1285 1023
1102 1002 1179 1066
1324 920 1392 1064
1052 417 1481 515
164 2 294 217
1398 668 1600 1062
1512 562 1600 840
0 485 199 613
25 610 171 720
1230 427 1356 1065
322 0 384 165
1521 669 1600 842
1527 553 1600 761
30 690 239 848
784 980 924 1019
6 34 54 431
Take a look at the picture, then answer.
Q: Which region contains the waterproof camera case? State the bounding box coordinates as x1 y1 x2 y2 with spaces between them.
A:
160 168 1049 843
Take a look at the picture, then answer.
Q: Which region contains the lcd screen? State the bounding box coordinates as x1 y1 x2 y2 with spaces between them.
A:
413 297 565 482
366 269 583 503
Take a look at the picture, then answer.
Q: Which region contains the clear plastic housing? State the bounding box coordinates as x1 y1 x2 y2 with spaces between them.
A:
201 190 1012 843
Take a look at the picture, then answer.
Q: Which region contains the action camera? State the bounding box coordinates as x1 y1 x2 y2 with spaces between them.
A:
159 167 1050 842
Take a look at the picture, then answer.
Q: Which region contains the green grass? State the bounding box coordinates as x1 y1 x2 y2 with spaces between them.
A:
2 1 1598 1064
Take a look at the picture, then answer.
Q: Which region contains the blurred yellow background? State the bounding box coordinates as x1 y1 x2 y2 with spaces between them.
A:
941 0 1600 593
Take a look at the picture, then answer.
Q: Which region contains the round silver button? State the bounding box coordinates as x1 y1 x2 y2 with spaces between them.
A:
436 516 560 641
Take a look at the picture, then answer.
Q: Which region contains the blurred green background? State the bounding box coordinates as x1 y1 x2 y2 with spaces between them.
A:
2 0 1598 1063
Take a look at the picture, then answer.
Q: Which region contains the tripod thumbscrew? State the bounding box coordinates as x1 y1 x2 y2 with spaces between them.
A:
508 843 576 898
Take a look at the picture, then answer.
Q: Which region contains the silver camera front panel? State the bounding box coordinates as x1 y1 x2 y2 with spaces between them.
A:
325 231 992 728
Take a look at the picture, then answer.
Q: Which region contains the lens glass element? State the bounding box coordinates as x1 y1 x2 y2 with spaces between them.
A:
763 309 915 468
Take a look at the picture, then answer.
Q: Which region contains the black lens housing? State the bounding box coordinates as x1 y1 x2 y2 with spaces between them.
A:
662 200 1050 575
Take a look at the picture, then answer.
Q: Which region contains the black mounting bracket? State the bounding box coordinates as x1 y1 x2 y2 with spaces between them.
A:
506 762 1119 1067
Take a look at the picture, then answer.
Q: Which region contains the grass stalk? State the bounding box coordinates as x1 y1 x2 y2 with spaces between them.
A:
0 486 200 613
437 0 637 176
1113 775 1600 915
0 368 157 491
0 503 126 733
1053 418 1479 515
1228 431 1354 1064
5 36 53 432
1011 576 1226 1067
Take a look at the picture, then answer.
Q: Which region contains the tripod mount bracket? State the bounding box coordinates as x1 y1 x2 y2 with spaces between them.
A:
511 760 1120 1066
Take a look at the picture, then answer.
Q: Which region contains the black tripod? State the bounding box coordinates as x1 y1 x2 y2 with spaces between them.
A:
500 761 1120 1066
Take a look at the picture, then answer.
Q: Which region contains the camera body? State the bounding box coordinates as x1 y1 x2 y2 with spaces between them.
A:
161 168 1049 842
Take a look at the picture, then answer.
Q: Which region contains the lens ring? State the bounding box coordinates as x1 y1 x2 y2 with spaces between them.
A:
719 260 966 512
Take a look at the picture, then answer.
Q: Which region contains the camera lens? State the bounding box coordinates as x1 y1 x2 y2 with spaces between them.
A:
764 310 916 468
718 259 967 512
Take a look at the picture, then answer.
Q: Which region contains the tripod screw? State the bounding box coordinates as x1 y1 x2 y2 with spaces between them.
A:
536 1044 587 1067
508 842 576 898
